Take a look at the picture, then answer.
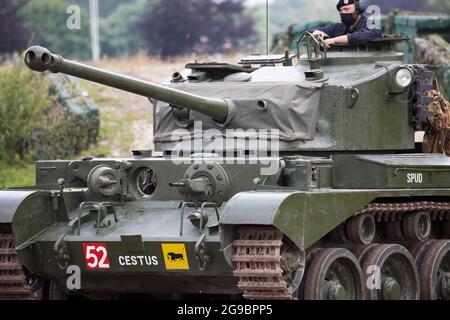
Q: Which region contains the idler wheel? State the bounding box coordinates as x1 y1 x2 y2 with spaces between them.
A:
362 244 420 300
304 248 365 300
418 240 450 300
346 214 376 245
403 212 431 242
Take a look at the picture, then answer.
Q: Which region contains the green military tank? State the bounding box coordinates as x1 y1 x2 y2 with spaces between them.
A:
1 33 449 300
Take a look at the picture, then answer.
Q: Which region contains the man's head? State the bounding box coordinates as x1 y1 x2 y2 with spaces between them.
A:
336 0 365 27
336 0 366 14
339 4 356 14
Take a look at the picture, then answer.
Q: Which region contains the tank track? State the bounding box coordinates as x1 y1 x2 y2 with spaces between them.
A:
232 227 295 300
232 201 450 300
356 201 450 220
0 224 37 300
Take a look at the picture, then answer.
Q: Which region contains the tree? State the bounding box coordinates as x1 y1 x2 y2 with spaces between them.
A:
0 0 30 54
100 0 148 57
20 0 91 60
137 0 257 57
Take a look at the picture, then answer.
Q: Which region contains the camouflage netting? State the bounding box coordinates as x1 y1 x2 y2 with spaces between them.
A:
422 90 450 156
30 74 100 160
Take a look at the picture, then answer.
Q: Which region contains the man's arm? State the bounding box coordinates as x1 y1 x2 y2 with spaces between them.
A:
323 35 348 48
312 23 343 39
314 25 335 37
324 26 382 48
348 26 382 45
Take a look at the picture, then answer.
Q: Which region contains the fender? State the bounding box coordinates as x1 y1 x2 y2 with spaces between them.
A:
0 191 39 224
10 191 59 248
1 190 59 247
219 190 377 264
0 190 60 273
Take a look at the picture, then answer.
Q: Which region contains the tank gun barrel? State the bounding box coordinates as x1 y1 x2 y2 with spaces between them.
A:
24 46 230 123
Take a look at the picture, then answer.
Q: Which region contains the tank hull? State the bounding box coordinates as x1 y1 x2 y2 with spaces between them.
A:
2 153 450 299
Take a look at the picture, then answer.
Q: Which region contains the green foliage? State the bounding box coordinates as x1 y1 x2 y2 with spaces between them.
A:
19 0 91 60
1 0 449 59
0 62 99 165
0 0 30 54
0 160 35 189
137 0 257 57
0 63 52 163
32 108 100 160
100 0 148 57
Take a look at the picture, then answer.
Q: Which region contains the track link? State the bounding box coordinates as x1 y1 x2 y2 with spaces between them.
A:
356 201 450 221
232 226 294 300
0 224 36 300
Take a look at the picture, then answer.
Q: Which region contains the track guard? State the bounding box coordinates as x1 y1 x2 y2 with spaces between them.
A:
0 190 66 273
219 191 377 265
0 191 38 224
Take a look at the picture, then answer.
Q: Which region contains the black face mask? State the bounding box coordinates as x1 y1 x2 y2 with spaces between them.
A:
340 13 356 27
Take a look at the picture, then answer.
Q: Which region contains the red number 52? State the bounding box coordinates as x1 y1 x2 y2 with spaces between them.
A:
83 243 110 270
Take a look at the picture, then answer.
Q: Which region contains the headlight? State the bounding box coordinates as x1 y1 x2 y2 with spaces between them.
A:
395 68 413 88
131 167 158 198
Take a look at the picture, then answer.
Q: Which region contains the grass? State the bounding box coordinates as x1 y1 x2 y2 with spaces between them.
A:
0 161 35 189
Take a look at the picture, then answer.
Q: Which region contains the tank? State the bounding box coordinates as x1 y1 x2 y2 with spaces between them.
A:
1 33 450 300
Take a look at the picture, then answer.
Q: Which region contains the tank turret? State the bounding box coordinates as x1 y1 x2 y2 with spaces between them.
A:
24 35 428 155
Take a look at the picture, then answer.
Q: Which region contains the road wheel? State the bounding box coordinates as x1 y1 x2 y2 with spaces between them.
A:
304 248 364 300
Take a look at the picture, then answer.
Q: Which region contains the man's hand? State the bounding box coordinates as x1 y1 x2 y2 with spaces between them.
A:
323 38 336 49
312 30 329 39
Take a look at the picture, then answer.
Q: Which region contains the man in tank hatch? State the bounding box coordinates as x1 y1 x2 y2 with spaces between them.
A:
312 0 382 49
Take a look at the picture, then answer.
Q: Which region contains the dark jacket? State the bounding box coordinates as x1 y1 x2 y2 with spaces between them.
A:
316 15 382 45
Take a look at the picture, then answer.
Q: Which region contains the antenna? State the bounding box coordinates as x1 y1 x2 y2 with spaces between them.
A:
266 0 269 55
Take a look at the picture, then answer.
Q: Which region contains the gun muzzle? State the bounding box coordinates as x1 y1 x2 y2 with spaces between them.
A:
24 46 56 72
